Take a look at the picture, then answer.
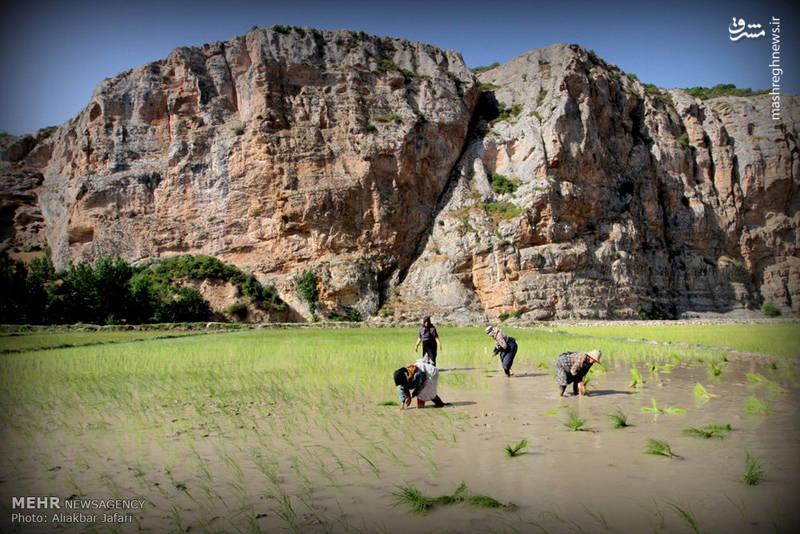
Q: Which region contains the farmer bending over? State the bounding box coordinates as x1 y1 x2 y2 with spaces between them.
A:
414 316 441 365
554 349 602 396
393 358 446 409
485 326 518 377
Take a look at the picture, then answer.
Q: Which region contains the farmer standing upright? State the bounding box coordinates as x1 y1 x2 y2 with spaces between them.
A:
486 325 518 377
415 316 441 365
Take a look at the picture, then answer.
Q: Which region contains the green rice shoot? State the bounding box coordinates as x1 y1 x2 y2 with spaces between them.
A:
393 483 507 514
642 398 684 414
645 438 676 458
682 423 731 439
504 439 528 457
564 410 586 431
629 367 643 388
746 373 786 393
744 396 772 415
667 502 700 534
608 409 628 429
693 383 716 399
741 451 766 486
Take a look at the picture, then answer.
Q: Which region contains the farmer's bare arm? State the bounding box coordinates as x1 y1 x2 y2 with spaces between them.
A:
414 337 421 352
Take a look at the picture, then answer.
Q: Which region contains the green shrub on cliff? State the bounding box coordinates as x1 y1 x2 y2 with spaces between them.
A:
685 84 769 100
489 172 518 195
762 301 781 317
298 270 319 317
471 62 500 74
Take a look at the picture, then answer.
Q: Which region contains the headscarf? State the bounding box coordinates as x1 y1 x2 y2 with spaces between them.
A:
485 325 495 335
393 365 416 386
422 316 432 326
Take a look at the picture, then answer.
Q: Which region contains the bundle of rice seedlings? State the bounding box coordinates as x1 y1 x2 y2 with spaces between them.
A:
564 410 585 431
693 383 717 399
744 396 772 415
642 398 684 414
629 367 643 388
608 409 628 429
641 398 662 413
682 423 731 439
645 438 676 458
708 360 722 376
393 485 433 514
741 451 766 486
746 373 786 393
393 483 507 514
504 439 528 457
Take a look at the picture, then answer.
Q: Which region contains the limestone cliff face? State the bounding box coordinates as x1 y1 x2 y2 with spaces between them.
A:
1 36 797 322
394 44 798 321
0 27 478 319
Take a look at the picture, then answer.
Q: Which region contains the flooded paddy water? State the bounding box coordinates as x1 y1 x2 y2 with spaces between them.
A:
1 328 799 533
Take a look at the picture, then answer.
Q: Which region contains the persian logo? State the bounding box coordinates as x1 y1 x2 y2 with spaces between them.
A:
728 17 765 40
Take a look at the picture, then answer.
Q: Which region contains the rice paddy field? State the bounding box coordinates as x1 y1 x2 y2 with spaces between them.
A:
1 323 799 533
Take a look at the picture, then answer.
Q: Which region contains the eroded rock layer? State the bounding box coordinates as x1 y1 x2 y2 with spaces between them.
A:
1 35 797 321
394 45 798 321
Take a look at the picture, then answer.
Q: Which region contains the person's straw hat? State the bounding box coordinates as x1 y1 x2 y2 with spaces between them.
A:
587 349 602 362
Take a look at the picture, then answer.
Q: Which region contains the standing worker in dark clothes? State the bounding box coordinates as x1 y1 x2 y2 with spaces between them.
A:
486 326 517 376
554 349 602 396
414 316 441 365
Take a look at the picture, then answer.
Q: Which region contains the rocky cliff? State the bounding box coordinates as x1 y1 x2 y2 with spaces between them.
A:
394 44 799 321
1 31 797 322
0 26 478 319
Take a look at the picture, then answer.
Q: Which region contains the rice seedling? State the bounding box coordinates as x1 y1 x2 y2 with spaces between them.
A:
641 398 662 413
741 451 766 486
708 360 722 376
629 367 643 388
744 396 772 415
693 383 716 399
540 410 559 416
667 502 700 534
682 423 732 439
746 373 786 393
537 362 548 370
641 398 684 414
377 401 399 406
608 409 628 428
393 483 506 515
504 439 528 457
564 410 586 431
645 438 676 458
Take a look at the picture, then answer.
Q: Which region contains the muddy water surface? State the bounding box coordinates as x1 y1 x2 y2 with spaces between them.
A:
330 359 800 533
2 359 799 533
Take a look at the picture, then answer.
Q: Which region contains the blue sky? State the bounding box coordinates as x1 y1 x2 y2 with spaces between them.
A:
1 0 797 135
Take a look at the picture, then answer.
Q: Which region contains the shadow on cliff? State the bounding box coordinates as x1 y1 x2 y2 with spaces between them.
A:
390 91 500 293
